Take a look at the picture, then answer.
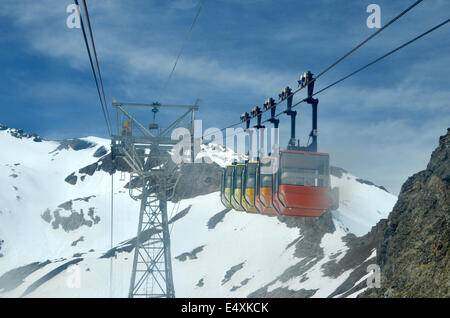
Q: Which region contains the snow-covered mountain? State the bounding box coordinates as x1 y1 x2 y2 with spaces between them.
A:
0 125 397 298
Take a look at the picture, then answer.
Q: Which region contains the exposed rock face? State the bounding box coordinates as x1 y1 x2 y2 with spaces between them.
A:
168 205 192 224
325 225 385 298
171 163 223 202
0 125 42 142
222 262 246 285
175 245 206 262
41 209 52 223
0 261 51 293
330 166 348 178
42 205 101 232
362 128 449 297
68 156 223 203
79 163 98 176
21 258 84 297
93 146 108 158
51 138 95 152
71 236 85 247
230 278 251 292
64 152 132 185
0 239 4 258
207 208 232 229
248 213 336 297
100 227 162 259
81 153 132 177
355 178 388 192
64 173 77 185
196 278 204 287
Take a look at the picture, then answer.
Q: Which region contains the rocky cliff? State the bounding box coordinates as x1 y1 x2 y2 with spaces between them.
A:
362 128 449 297
269 128 450 298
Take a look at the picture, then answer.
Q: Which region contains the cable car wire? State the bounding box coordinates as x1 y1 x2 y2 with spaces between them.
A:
282 17 450 115
312 18 450 97
169 201 181 235
157 0 205 102
211 18 450 143
74 0 112 136
110 173 114 298
313 0 424 82
80 0 113 135
200 0 425 141
74 0 115 296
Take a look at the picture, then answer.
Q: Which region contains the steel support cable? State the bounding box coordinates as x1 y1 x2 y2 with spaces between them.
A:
216 19 450 143
81 0 113 134
168 198 177 220
313 0 424 82
110 173 114 298
74 0 112 136
75 0 114 295
312 18 450 97
281 18 450 115
200 0 424 141
157 0 205 102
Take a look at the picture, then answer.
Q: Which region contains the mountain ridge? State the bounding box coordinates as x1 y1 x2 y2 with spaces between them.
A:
0 123 409 297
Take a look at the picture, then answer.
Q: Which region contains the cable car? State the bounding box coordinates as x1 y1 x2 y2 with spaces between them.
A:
229 163 246 211
272 150 338 217
219 71 339 218
240 161 259 213
220 164 234 209
254 157 277 215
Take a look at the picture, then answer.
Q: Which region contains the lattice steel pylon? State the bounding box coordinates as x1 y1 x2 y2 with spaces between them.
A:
111 101 199 298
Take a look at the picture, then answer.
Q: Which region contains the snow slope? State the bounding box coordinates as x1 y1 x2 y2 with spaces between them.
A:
0 127 397 298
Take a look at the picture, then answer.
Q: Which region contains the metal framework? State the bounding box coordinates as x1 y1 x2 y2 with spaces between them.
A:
111 101 199 298
286 71 319 152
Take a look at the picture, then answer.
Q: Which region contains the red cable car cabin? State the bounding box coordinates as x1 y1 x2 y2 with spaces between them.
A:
272 150 332 217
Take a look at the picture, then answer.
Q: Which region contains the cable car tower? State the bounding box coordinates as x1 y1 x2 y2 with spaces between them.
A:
111 100 199 298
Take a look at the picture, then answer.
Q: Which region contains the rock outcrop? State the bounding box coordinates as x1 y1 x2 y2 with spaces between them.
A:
0 124 42 142
362 128 449 297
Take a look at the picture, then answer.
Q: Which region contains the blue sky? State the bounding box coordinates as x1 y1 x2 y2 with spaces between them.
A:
0 0 449 194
